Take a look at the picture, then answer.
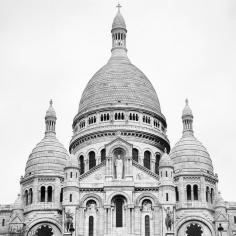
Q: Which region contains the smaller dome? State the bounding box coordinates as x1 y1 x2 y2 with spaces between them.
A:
112 7 126 30
182 99 193 117
159 149 173 167
25 134 69 176
45 100 56 118
66 154 79 168
215 192 226 208
170 135 213 173
13 194 23 210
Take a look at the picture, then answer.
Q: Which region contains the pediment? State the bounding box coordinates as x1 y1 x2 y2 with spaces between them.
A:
105 137 133 157
215 211 228 222
79 160 159 188
9 215 23 224
79 164 105 185
133 162 159 184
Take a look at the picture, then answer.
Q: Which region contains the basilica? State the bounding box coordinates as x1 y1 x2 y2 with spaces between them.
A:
0 5 236 236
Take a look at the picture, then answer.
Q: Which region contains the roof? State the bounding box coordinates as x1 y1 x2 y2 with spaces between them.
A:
25 133 69 176
77 49 164 119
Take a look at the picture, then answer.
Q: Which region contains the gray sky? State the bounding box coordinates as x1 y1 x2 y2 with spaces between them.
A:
0 0 235 204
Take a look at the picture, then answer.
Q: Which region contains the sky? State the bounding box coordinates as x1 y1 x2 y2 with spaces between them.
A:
0 0 235 204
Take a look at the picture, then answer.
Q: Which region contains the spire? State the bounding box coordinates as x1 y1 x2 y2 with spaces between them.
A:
111 3 127 52
45 100 57 135
182 99 194 135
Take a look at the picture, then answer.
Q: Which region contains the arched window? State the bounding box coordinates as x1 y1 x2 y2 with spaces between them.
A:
155 154 160 174
193 185 198 200
70 172 73 178
2 219 5 227
166 171 168 177
70 194 72 202
206 186 209 202
115 196 124 227
145 215 150 236
132 148 139 162
89 151 96 169
187 185 191 201
79 155 85 175
47 186 53 202
144 151 151 170
25 190 28 205
175 187 179 202
101 149 106 162
89 216 94 236
40 186 46 202
210 188 214 204
60 189 63 203
29 188 33 204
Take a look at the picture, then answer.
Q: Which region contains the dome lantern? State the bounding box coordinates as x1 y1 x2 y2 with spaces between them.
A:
111 4 127 52
45 99 57 135
182 99 194 136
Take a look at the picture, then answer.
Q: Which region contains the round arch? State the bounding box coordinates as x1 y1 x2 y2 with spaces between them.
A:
135 192 159 207
79 193 103 208
85 148 98 157
176 216 215 236
106 191 132 205
26 218 61 236
107 144 129 157
143 148 154 158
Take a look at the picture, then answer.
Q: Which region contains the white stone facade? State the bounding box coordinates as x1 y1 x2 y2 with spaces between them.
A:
1 6 236 236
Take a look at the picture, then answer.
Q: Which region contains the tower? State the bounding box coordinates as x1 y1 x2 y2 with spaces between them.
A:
20 100 69 235
63 154 79 235
170 100 218 236
159 150 175 236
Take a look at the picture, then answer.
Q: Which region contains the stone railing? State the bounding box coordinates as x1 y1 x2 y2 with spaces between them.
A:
24 202 62 213
176 201 214 210
132 160 159 180
79 161 106 181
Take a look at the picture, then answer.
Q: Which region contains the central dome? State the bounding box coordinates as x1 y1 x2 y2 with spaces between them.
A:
78 50 162 117
77 8 164 121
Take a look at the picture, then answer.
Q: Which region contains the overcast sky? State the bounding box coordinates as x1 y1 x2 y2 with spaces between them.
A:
0 0 235 204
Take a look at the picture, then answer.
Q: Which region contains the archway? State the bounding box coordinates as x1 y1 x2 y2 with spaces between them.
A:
111 195 127 228
186 223 203 236
35 225 53 236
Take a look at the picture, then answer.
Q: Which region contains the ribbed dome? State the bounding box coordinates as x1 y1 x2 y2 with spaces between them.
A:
112 9 126 30
170 135 213 173
13 194 23 210
66 154 79 168
25 134 69 176
160 150 173 167
78 49 163 117
25 101 69 176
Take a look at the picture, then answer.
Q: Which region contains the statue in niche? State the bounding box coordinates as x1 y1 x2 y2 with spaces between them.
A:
64 210 73 232
142 200 152 211
87 200 97 212
115 154 123 179
164 207 174 231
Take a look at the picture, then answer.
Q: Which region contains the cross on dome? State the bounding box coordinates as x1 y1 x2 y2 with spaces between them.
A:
116 2 122 12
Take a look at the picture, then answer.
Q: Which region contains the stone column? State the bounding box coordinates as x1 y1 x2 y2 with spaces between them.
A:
85 159 89 172
135 206 141 234
108 207 112 234
200 176 206 203
78 207 85 235
151 158 155 172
